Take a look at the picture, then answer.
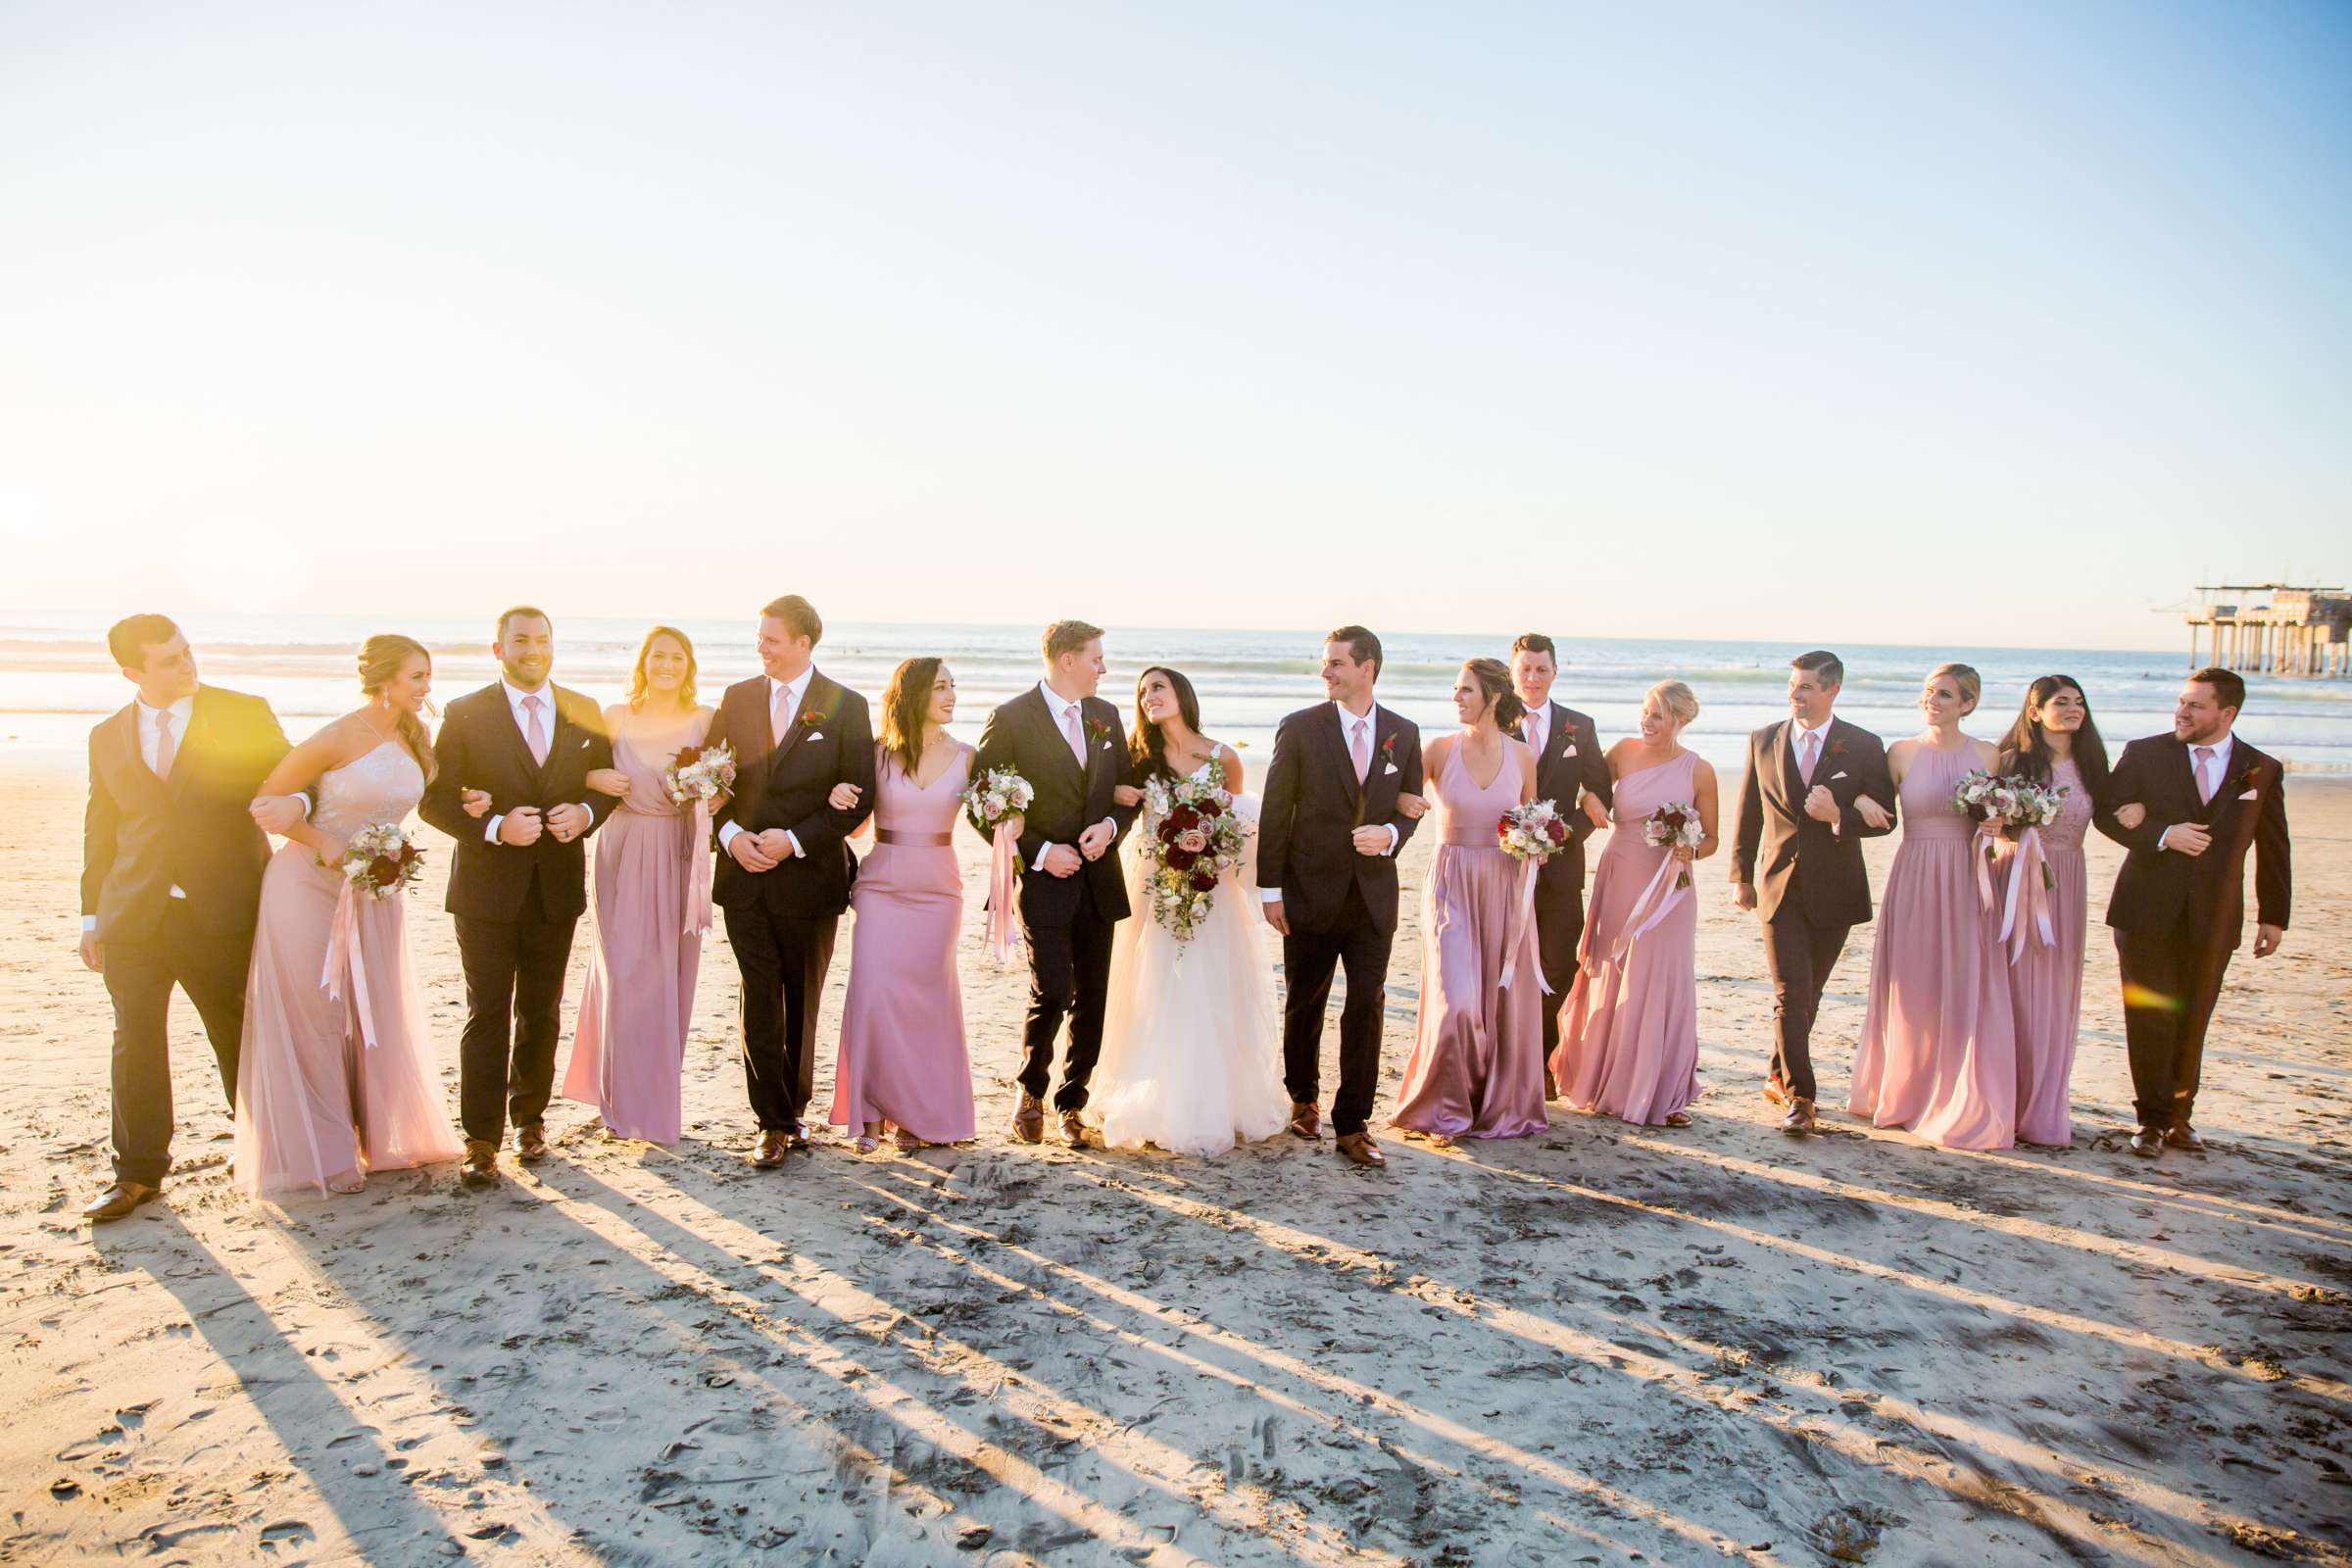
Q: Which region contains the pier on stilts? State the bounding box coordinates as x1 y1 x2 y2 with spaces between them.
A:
2184 584 2350 678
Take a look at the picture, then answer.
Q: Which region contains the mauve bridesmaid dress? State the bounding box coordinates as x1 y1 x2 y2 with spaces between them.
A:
564 711 706 1144
2000 757 2092 1145
1390 741 1549 1141
1551 751 1701 1125
1847 741 2019 1150
829 746 977 1144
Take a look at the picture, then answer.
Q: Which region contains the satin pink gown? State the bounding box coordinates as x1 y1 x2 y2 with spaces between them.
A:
1999 757 2091 1145
235 741 464 1194
1551 752 1700 1125
1390 743 1549 1140
1848 742 2019 1150
564 712 706 1144
829 747 977 1144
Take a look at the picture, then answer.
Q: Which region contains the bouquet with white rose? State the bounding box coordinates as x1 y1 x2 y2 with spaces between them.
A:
963 766 1036 965
1138 763 1250 945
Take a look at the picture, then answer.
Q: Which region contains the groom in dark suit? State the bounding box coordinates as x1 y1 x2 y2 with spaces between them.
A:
78 614 293 1220
419 607 614 1188
972 619 1138 1148
1508 633 1614 1085
705 595 875 1167
1258 625 1425 1168
2097 667 2291 1156
1731 650 1897 1135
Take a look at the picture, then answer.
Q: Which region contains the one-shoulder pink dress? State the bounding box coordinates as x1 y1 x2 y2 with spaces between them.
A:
1390 742 1549 1141
1848 743 2018 1150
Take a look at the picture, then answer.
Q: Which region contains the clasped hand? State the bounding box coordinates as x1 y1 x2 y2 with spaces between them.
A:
728 828 796 871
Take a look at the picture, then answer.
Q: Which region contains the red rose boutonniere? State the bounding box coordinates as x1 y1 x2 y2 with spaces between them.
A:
799 709 830 731
1086 716 1113 749
1377 733 1399 767
1828 739 1848 760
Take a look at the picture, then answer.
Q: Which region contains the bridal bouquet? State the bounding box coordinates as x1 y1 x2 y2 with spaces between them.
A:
964 766 1036 965
1141 769 1250 944
1642 801 1704 889
662 741 737 806
337 823 425 901
1494 800 1568 991
1955 770 2069 956
1495 799 1571 865
1953 770 2067 847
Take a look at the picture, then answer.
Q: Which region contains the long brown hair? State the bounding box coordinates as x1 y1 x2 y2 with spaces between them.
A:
1129 666 1203 782
358 634 437 783
880 658 945 777
1462 658 1526 733
624 625 699 710
1997 673 2113 807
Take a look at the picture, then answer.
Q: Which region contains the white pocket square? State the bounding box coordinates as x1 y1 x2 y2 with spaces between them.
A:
807 732 824 741
1384 762 1399 776
1831 770 1848 780
1563 744 1577 758
2237 788 2258 800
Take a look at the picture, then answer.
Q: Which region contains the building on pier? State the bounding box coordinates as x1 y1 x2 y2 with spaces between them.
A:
2184 584 2349 677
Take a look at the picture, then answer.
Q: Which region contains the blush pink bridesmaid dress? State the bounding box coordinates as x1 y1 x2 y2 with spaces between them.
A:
1390 741 1549 1141
1551 751 1700 1125
829 746 977 1145
1847 741 2019 1150
235 741 464 1195
564 710 707 1144
1999 757 2092 1146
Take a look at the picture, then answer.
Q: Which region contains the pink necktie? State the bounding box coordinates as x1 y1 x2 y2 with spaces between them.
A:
523 694 549 765
1063 704 1087 769
772 683 794 746
1350 717 1370 784
1799 729 1819 784
152 710 177 781
2193 745 2215 805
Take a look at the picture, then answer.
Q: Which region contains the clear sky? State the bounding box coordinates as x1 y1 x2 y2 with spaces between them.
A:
2 2 2345 649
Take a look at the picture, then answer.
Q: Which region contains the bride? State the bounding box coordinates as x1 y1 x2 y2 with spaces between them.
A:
1085 666 1291 1155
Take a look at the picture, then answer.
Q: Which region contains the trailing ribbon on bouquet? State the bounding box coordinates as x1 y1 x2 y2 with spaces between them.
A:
985 821 1023 966
1997 825 2055 965
684 799 715 937
1608 851 1690 967
1496 858 1550 994
319 880 380 1050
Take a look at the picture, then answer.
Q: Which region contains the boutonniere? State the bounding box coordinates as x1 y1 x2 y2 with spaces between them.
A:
1086 717 1113 749
1828 739 1848 759
1377 733 1398 765
798 709 829 731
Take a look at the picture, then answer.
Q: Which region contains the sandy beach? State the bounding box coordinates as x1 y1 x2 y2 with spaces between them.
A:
2 754 2345 1567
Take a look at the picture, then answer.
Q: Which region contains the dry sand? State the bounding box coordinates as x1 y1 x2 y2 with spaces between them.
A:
2 752 2347 1566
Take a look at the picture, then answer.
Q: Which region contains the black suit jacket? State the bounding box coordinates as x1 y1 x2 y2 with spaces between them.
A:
705 671 875 918
418 683 615 923
1526 701 1613 916
1732 715 1896 927
1256 702 1426 937
971 686 1138 924
82 685 289 944
2096 733 2290 949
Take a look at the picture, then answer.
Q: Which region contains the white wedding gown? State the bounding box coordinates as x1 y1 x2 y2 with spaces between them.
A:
1087 762 1292 1154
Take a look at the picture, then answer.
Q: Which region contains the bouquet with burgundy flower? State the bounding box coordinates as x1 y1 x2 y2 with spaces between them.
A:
335 823 425 901
1495 799 1571 865
662 741 737 807
1140 764 1250 944
1642 801 1704 889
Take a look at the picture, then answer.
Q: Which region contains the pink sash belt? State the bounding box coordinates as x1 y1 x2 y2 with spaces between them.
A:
879 829 954 847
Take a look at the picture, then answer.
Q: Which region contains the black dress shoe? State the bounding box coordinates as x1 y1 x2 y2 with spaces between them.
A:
2129 1125 2164 1158
459 1141 500 1189
2164 1123 2204 1152
82 1182 161 1222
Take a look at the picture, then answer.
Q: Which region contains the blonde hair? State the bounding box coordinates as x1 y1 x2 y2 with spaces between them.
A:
1926 662 1983 715
1042 618 1103 664
625 625 698 710
1646 679 1699 728
358 634 437 783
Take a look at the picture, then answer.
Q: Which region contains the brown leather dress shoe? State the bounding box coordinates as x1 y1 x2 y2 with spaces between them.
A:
1780 1097 1816 1136
2164 1123 2204 1152
82 1181 161 1222
786 1124 811 1152
1012 1093 1045 1145
1762 1074 1790 1107
1288 1101 1321 1140
515 1123 550 1164
1060 1109 1088 1149
750 1130 791 1169
1336 1131 1386 1168
458 1140 500 1189
2130 1125 2164 1157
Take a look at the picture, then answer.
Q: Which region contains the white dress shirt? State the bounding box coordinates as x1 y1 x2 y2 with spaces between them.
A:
483 679 594 845
2160 730 2235 851
1259 700 1396 906
1790 713 1843 838
717 669 816 858
1034 680 1116 866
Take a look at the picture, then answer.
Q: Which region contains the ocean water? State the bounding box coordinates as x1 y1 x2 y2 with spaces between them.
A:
5 610 2349 776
